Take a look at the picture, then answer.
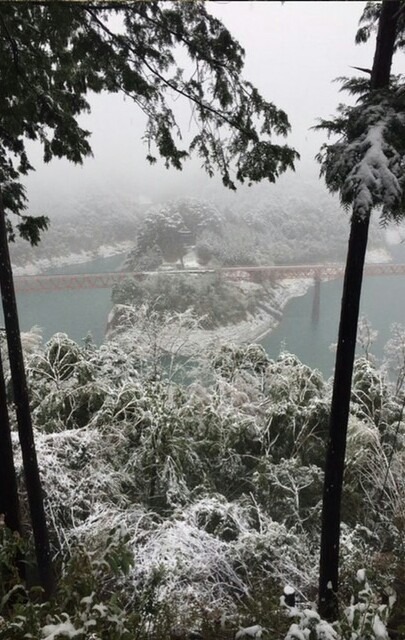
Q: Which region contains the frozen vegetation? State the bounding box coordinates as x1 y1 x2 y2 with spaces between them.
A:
9 183 387 276
107 192 388 345
9 190 145 274
1 325 404 639
2 188 401 640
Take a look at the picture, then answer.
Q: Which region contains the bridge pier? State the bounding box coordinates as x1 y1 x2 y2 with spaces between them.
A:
311 276 321 324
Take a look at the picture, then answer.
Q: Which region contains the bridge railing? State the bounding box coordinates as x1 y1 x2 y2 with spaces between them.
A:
13 263 405 293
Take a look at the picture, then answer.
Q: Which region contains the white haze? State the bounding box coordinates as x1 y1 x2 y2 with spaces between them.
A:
22 1 403 218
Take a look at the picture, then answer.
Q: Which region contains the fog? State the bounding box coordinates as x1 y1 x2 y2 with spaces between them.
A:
23 1 401 217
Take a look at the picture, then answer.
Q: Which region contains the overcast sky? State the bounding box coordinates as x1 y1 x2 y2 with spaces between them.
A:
24 1 405 215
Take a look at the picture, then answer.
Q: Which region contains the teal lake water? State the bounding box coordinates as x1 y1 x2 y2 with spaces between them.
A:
5 246 405 377
261 245 405 376
260 274 405 378
8 253 126 346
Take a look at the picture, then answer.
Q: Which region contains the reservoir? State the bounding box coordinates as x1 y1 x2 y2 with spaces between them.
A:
5 247 405 378
261 244 405 377
260 274 405 377
10 253 126 346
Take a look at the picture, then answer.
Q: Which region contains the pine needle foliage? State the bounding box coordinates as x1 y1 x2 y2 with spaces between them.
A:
315 76 405 224
355 1 405 51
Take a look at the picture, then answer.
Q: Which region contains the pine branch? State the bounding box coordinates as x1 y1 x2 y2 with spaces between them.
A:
84 6 261 139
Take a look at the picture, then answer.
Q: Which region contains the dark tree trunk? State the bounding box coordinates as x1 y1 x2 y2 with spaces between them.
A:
318 0 400 621
0 190 55 599
318 214 370 619
0 346 21 534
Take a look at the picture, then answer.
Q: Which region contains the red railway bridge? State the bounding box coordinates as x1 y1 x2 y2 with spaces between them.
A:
13 262 405 294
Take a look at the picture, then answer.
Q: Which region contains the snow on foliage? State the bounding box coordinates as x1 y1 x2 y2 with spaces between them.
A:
2 329 403 636
106 304 205 370
317 80 405 223
235 623 263 638
342 571 395 640
283 569 397 640
384 322 405 394
284 611 338 640
344 114 402 219
20 339 324 612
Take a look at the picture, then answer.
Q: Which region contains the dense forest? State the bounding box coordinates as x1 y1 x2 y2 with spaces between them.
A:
8 191 145 272
107 191 386 335
0 328 404 638
1 1 405 639
9 182 387 275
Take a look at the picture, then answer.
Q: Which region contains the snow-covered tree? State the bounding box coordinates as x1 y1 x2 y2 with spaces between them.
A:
127 199 222 266
316 0 405 620
0 1 299 597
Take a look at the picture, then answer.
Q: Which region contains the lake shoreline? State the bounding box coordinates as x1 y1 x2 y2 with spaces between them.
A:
13 244 393 351
12 241 133 276
107 277 316 356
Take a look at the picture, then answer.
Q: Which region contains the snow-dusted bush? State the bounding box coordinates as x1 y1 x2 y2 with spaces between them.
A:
284 606 338 640
211 343 269 382
0 522 138 640
3 334 403 637
283 571 396 640
262 353 329 466
384 323 405 395
253 458 323 531
340 570 396 640
112 272 263 329
351 357 391 427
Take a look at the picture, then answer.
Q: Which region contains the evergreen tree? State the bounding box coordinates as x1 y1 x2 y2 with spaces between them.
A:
316 0 405 620
0 1 298 240
0 2 298 597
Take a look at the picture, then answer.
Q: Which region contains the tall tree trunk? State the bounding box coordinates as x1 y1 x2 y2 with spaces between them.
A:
318 0 400 621
0 190 55 599
0 345 21 534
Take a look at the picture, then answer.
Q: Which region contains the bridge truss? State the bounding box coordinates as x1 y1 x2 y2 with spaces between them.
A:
13 263 405 294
